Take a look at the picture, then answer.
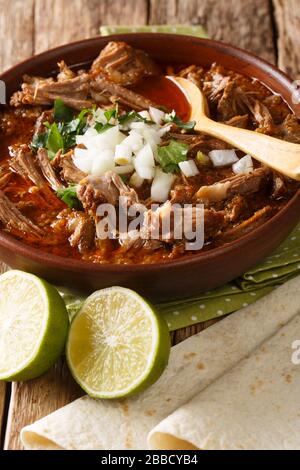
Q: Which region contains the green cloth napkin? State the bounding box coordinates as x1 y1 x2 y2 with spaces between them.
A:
77 23 300 331
100 24 208 38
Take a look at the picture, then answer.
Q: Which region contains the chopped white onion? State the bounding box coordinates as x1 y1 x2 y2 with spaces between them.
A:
151 168 176 202
75 127 98 146
179 160 199 177
134 162 154 180
75 135 89 146
130 121 147 130
114 164 135 175
138 110 151 121
114 144 132 165
89 126 125 151
141 127 161 152
208 149 238 167
83 127 99 138
158 124 172 137
91 149 115 176
129 171 144 188
73 147 89 159
122 130 144 153
232 154 254 174
73 108 173 180
135 143 155 167
149 106 165 125
92 108 107 125
73 153 94 174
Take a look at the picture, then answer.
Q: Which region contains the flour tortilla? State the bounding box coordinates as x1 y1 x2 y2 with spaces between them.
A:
21 276 300 450
149 312 300 450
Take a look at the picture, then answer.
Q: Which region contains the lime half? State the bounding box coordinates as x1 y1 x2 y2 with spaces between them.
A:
66 286 170 398
0 270 69 381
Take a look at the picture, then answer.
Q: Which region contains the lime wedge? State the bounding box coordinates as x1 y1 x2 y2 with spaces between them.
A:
0 270 69 381
66 286 170 398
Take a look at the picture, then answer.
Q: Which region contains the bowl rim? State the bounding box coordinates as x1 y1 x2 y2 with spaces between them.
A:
1 32 300 274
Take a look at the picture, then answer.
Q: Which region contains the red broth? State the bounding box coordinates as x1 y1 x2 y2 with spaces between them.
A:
132 75 191 120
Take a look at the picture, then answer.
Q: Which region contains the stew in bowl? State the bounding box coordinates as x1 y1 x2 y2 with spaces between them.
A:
0 39 299 267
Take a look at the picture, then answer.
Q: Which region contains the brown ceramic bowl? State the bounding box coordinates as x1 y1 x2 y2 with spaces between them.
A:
1 33 300 302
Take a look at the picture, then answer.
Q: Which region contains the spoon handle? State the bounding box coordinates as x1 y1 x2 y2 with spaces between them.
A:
195 117 300 180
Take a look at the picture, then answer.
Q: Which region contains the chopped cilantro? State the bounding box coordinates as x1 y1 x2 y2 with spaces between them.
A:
56 185 82 209
94 122 115 133
157 140 189 173
164 110 196 131
118 110 154 126
54 99 73 122
104 108 118 122
31 100 91 159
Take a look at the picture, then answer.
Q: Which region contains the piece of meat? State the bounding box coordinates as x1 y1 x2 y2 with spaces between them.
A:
52 150 86 184
77 173 120 212
91 41 160 86
277 114 300 143
110 172 139 206
219 206 273 242
141 201 225 243
0 190 43 237
34 109 54 134
263 94 290 124
167 132 230 153
77 171 139 213
0 167 12 189
68 213 95 253
203 208 226 239
216 81 249 121
196 167 271 202
225 194 246 222
178 65 204 88
118 230 163 252
242 96 273 130
203 70 231 104
9 145 45 187
10 73 92 110
90 76 158 111
271 172 287 199
36 148 64 190
170 184 196 204
224 114 249 128
57 61 76 81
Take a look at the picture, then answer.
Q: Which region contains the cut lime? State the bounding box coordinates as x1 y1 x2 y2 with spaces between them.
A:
0 270 69 381
66 286 170 398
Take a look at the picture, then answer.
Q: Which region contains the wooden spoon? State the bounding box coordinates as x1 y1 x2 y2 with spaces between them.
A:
172 76 300 181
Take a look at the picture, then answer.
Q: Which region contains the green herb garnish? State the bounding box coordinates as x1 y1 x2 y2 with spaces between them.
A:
31 132 48 151
44 122 64 159
118 110 154 126
31 100 91 159
104 108 118 123
164 110 196 131
94 122 115 133
54 99 73 122
157 140 189 173
56 185 82 209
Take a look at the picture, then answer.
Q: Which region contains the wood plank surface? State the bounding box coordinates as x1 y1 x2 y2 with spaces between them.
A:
274 0 300 77
149 0 276 63
0 0 34 71
0 0 299 450
34 0 148 54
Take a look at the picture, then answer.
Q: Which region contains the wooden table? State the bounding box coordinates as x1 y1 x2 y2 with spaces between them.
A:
0 0 299 450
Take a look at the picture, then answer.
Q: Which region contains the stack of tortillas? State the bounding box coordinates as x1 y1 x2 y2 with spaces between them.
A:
22 276 300 450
